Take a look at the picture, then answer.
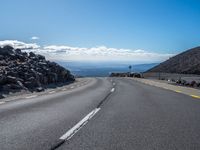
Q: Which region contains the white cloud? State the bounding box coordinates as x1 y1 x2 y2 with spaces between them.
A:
42 45 174 62
31 36 39 40
0 40 174 62
0 40 40 49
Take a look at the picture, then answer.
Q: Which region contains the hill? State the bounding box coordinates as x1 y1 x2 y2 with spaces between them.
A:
0 46 74 98
147 46 200 74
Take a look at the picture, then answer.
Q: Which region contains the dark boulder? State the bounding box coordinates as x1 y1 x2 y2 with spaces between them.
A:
0 46 14 55
0 94 5 99
15 49 21 54
36 87 44 92
37 54 45 60
6 76 18 83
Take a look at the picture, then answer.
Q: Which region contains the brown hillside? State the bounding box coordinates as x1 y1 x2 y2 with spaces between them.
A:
147 46 200 75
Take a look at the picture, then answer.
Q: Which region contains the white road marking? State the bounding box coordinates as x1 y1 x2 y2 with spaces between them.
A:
60 108 101 140
113 82 116 86
25 95 38 99
111 88 115 92
49 91 56 94
70 86 74 89
0 101 5 105
62 88 66 91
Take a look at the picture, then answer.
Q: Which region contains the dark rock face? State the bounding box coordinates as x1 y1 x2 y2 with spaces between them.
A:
0 46 75 97
147 46 200 74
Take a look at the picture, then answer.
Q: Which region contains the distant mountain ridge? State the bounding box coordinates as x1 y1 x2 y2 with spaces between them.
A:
147 46 200 74
57 61 158 77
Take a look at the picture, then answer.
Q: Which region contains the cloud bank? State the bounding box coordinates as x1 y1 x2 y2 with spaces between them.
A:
31 36 40 40
0 40 174 63
0 40 40 49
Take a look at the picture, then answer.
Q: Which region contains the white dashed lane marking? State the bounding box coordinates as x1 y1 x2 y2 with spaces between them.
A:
52 81 116 149
59 108 101 141
111 88 115 92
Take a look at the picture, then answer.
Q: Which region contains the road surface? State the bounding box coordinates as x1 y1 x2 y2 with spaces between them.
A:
1 77 200 150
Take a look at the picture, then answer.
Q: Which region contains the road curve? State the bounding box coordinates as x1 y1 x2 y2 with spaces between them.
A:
0 78 113 150
59 78 200 150
1 77 200 150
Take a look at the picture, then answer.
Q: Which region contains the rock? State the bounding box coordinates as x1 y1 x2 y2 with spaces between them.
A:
6 76 17 83
0 55 4 60
190 81 197 87
36 87 44 92
197 82 200 87
29 52 36 57
3 83 23 91
0 95 5 99
22 52 28 57
24 81 34 88
0 46 75 97
17 81 27 90
0 60 7 66
37 54 45 60
0 75 7 84
0 46 14 55
15 49 21 54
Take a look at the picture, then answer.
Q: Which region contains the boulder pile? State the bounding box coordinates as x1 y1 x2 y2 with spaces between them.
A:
0 46 75 98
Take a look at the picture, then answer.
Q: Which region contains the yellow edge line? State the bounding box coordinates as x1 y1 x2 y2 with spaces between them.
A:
174 90 182 93
139 80 200 99
190 95 200 99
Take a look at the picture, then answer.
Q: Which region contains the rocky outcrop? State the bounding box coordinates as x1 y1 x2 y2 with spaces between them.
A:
0 46 75 98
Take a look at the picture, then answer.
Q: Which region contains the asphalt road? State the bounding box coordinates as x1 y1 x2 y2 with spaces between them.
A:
1 78 200 150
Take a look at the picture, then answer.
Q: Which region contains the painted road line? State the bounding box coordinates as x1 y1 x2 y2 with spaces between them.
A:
59 108 101 141
174 90 182 93
0 101 5 105
62 88 66 91
190 95 200 99
25 95 38 99
111 88 115 93
70 86 74 89
49 91 56 94
113 82 116 86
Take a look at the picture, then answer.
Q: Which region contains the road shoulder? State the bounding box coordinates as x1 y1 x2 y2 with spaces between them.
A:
128 77 200 99
0 78 92 104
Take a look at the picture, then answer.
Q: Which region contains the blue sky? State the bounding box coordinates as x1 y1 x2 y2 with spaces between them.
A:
0 0 200 62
